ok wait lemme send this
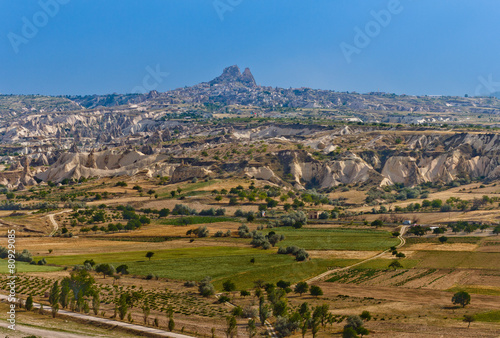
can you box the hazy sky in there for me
[1,0,499,96]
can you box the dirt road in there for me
[0,295,195,338]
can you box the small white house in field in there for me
[403,220,412,225]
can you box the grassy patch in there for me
[0,260,62,274]
[35,246,357,290]
[446,285,500,297]
[264,227,399,251]
[475,310,500,323]
[405,237,482,245]
[414,251,500,270]
[159,216,234,226]
[212,258,358,290]
[157,180,218,198]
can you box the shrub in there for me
[199,276,215,297]
[172,204,197,215]
[278,211,307,228]
[197,226,209,238]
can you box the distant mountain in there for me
[208,65,256,87]
[3,65,500,120]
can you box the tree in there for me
[168,316,175,331]
[118,294,128,320]
[159,208,170,218]
[342,327,359,338]
[452,291,471,308]
[92,292,100,315]
[116,264,129,275]
[259,297,271,325]
[431,199,443,209]
[49,281,60,318]
[226,316,237,338]
[310,285,323,298]
[60,283,70,309]
[167,306,175,331]
[247,318,257,338]
[389,260,403,269]
[294,282,309,296]
[62,269,95,311]
[463,314,475,328]
[371,220,384,227]
[95,263,115,279]
[438,236,448,244]
[360,311,372,321]
[146,251,154,261]
[142,305,150,324]
[277,280,291,289]
[345,315,364,334]
[26,295,33,311]
[223,280,236,292]
[311,317,321,338]
[313,304,330,327]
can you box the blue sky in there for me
[1,0,499,96]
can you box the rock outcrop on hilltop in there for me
[208,65,257,87]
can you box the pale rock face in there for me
[381,156,421,186]
[36,150,177,182]
[244,166,283,185]
[286,152,375,188]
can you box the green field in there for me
[446,285,500,297]
[264,227,399,251]
[405,237,483,245]
[35,246,357,290]
[414,251,500,270]
[156,179,217,198]
[0,260,62,273]
[474,310,500,323]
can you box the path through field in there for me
[47,209,71,237]
[0,295,195,338]
[0,321,90,338]
[305,226,408,283]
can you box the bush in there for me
[218,295,231,303]
[199,276,215,297]
[278,246,309,261]
[172,204,197,216]
[278,211,307,228]
[250,232,270,249]
[197,226,209,238]
[295,248,309,261]
[16,249,33,263]
[199,208,216,216]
